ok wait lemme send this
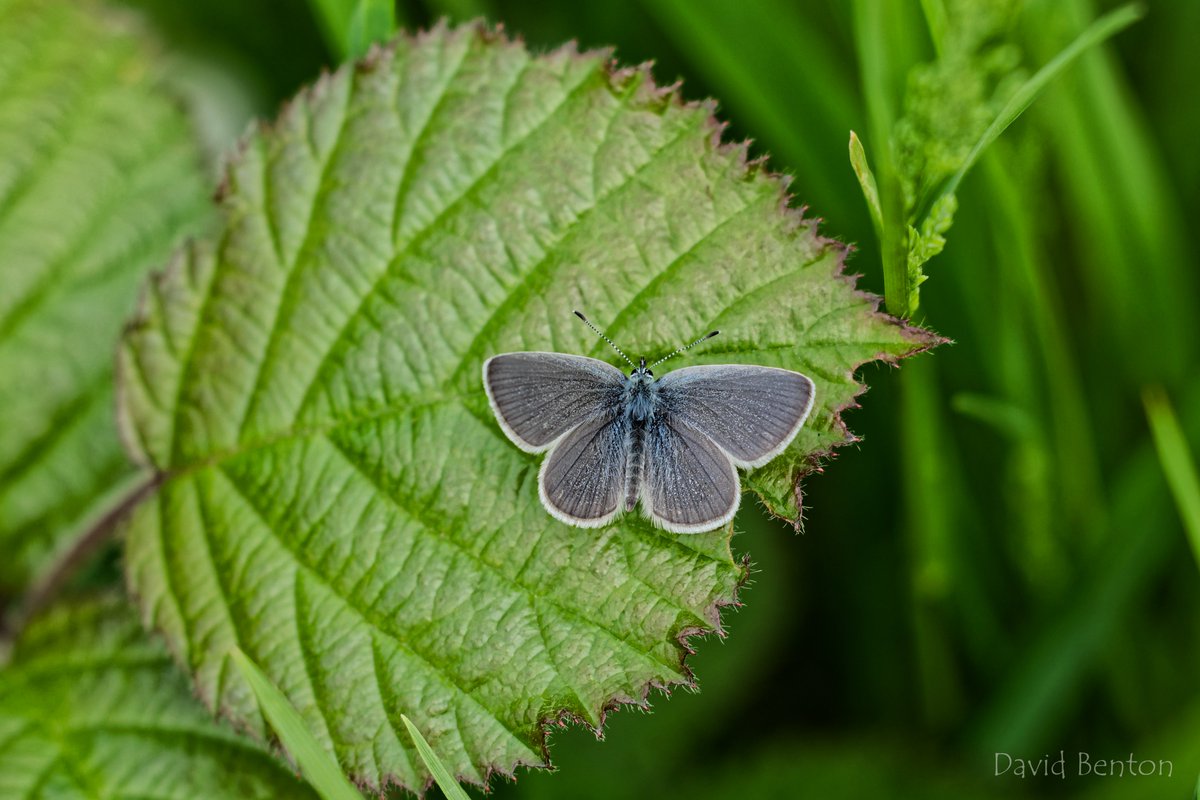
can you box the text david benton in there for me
[994,751,1173,779]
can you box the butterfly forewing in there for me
[539,412,630,526]
[483,352,626,451]
[642,419,740,532]
[656,365,815,467]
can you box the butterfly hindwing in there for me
[539,411,630,527]
[641,418,739,533]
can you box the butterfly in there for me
[482,312,815,533]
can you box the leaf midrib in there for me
[157,385,734,576]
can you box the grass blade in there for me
[401,714,472,800]
[1143,386,1200,571]
[851,0,897,146]
[347,0,397,59]
[970,378,1200,753]
[307,0,355,58]
[981,153,1105,540]
[919,0,948,54]
[935,2,1143,205]
[1031,0,1197,385]
[230,648,363,800]
[308,0,398,60]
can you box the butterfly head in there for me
[625,357,659,421]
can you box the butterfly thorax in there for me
[624,362,659,423]
[621,361,660,511]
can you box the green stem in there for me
[852,0,910,317]
[901,358,964,728]
[2,473,161,642]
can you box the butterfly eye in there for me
[646,370,654,377]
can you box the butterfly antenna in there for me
[650,329,720,368]
[574,310,635,368]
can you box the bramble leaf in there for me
[0,0,210,594]
[118,23,939,793]
[0,596,318,798]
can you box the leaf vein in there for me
[323,430,685,676]
[293,58,602,423]
[446,117,698,387]
[596,190,774,348]
[292,572,339,755]
[213,465,540,759]
[235,71,358,443]
[387,30,478,244]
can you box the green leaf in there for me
[0,596,318,798]
[118,23,939,792]
[848,130,883,241]
[401,715,472,800]
[232,647,364,800]
[0,0,210,594]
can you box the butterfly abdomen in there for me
[624,423,646,511]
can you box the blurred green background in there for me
[69,0,1200,796]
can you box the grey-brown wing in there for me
[538,412,630,527]
[641,419,740,534]
[483,352,626,452]
[656,365,815,468]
